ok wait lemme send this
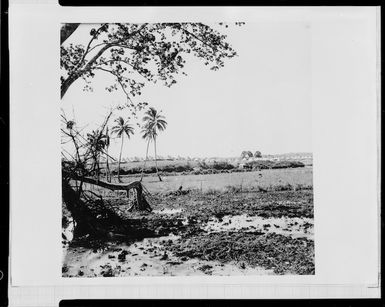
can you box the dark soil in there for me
[63,185,314,276]
[166,232,314,275]
[149,190,313,222]
[66,189,313,247]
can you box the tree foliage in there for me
[140,107,168,181]
[111,116,135,182]
[111,116,135,138]
[60,23,243,107]
[61,111,113,179]
[141,107,167,141]
[241,151,253,159]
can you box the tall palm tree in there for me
[140,107,167,182]
[111,117,134,182]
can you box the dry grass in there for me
[119,167,313,194]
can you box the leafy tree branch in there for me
[60,22,241,103]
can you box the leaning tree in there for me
[61,112,153,238]
[61,22,242,239]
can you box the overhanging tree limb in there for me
[60,23,238,100]
[61,23,148,99]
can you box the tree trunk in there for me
[61,72,81,99]
[154,137,162,182]
[62,179,107,238]
[92,154,98,179]
[61,43,113,99]
[97,153,100,181]
[106,146,110,182]
[140,138,151,182]
[62,174,152,240]
[117,135,124,182]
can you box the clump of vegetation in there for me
[244,160,305,170]
[204,188,222,196]
[262,183,313,192]
[224,183,313,194]
[112,164,194,176]
[271,183,293,191]
[167,232,314,275]
[293,184,313,191]
[198,161,210,169]
[112,159,305,177]
[212,161,235,170]
[161,164,194,173]
[224,185,242,194]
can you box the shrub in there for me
[244,160,273,170]
[245,160,305,170]
[273,183,293,191]
[225,185,242,193]
[205,188,220,196]
[272,161,305,169]
[212,161,235,170]
[198,161,210,169]
[294,184,313,191]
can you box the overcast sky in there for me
[61,22,312,159]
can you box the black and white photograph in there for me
[8,3,381,303]
[60,22,315,277]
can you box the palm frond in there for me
[115,116,124,126]
[111,116,135,139]
[124,125,135,138]
[141,107,167,140]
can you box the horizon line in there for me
[105,152,313,160]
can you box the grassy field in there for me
[89,167,313,195]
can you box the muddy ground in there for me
[63,185,314,277]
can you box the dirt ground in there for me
[62,168,314,277]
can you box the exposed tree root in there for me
[62,172,153,241]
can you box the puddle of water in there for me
[63,233,274,277]
[202,214,313,239]
[153,208,182,215]
[63,217,75,242]
[62,211,312,277]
